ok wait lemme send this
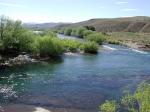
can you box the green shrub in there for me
[36,36,64,57]
[106,37,120,45]
[121,93,138,112]
[83,30,94,37]
[84,26,96,31]
[0,17,34,53]
[85,33,106,45]
[71,28,77,36]
[64,28,72,36]
[40,30,57,37]
[99,101,117,112]
[62,39,81,52]
[75,27,87,38]
[107,40,120,45]
[134,82,150,112]
[99,82,150,112]
[80,41,99,54]
[58,28,65,34]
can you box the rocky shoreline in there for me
[0,55,37,68]
[123,41,150,51]
[0,43,149,68]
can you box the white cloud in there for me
[0,2,24,8]
[116,1,128,4]
[121,8,137,11]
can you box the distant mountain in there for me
[23,22,71,30]
[24,16,150,32]
[70,16,150,32]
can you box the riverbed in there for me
[0,35,150,112]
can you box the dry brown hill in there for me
[71,16,150,32]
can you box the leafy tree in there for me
[0,16,34,53]
[0,15,6,40]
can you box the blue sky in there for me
[0,0,149,23]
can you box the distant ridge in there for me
[23,22,71,30]
[70,16,150,32]
[24,16,150,32]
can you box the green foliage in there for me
[80,41,99,54]
[40,30,57,37]
[134,82,150,112]
[58,28,65,34]
[106,36,121,45]
[85,33,106,45]
[84,26,96,31]
[71,28,77,36]
[0,16,101,57]
[83,30,94,37]
[64,28,72,36]
[121,93,138,112]
[35,36,64,57]
[99,101,117,112]
[99,82,150,112]
[62,39,81,52]
[0,16,34,53]
[75,27,87,38]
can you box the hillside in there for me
[71,16,150,32]
[23,16,150,32]
[23,22,71,30]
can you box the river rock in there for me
[0,55,36,67]
[9,55,36,65]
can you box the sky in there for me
[0,0,149,23]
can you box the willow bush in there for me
[85,33,106,45]
[35,36,64,57]
[0,16,34,53]
[62,39,81,52]
[80,41,99,54]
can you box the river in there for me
[0,35,150,112]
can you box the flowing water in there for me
[0,35,150,112]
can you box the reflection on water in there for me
[0,44,150,111]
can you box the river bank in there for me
[109,32,150,51]
[0,43,149,68]
[0,44,150,112]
